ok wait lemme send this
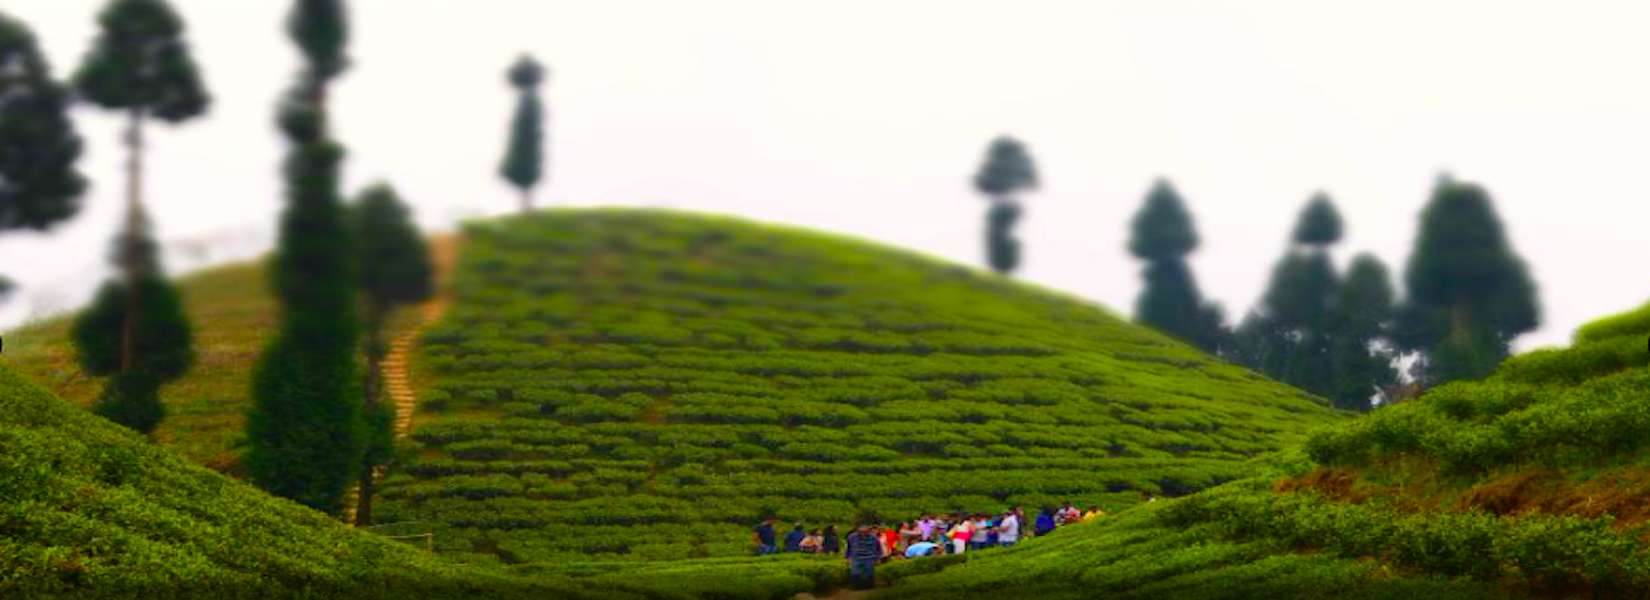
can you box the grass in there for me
[378,208,1341,564]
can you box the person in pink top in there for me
[947,516,974,554]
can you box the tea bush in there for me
[378,209,1338,563]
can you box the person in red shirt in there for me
[879,524,900,561]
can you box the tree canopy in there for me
[1128,180,1199,261]
[0,13,87,233]
[500,54,546,211]
[72,0,209,120]
[972,136,1038,198]
[1396,178,1539,384]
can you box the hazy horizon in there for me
[4,0,1649,351]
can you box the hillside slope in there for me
[872,300,1650,598]
[380,209,1339,564]
[0,362,630,599]
[5,263,274,472]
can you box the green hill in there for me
[864,300,1650,598]
[0,361,636,599]
[378,209,1339,564]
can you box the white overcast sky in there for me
[3,0,1648,350]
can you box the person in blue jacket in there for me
[784,523,806,552]
[1034,507,1057,536]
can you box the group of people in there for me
[753,503,1107,589]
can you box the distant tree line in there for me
[969,137,1540,408]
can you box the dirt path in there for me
[344,234,460,524]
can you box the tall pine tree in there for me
[1237,194,1342,396]
[1328,253,1397,411]
[1128,180,1226,353]
[0,13,88,288]
[1396,177,1539,385]
[972,136,1037,274]
[348,183,432,526]
[246,0,363,514]
[499,54,546,212]
[70,0,207,433]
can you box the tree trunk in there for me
[120,107,147,373]
[521,187,533,213]
[355,300,387,527]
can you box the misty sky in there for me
[3,0,1648,350]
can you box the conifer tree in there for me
[72,207,192,433]
[1328,253,1397,411]
[69,0,207,434]
[348,183,432,526]
[1239,194,1343,395]
[500,54,546,212]
[972,136,1037,274]
[0,13,88,290]
[1128,180,1226,352]
[1396,177,1539,385]
[246,0,363,514]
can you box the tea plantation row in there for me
[378,209,1339,563]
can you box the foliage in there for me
[0,12,87,236]
[379,209,1335,563]
[1327,254,1398,411]
[248,0,362,514]
[1396,177,1540,385]
[500,54,546,211]
[972,136,1036,275]
[1126,182,1227,353]
[71,0,209,120]
[971,136,1037,197]
[1290,192,1343,246]
[0,363,639,599]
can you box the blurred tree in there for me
[1328,253,1398,411]
[972,136,1037,274]
[1396,177,1539,385]
[347,183,432,526]
[72,208,192,433]
[1128,180,1227,353]
[247,0,364,515]
[500,54,546,212]
[1239,195,1343,396]
[0,13,88,294]
[70,0,207,433]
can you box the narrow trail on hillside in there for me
[345,235,460,525]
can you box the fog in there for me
[4,0,1648,350]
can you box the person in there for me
[845,523,882,590]
[971,514,992,551]
[947,516,973,554]
[997,508,1020,548]
[1083,505,1104,521]
[822,525,841,555]
[1034,507,1056,536]
[784,523,806,552]
[917,515,935,541]
[898,521,922,549]
[879,524,900,561]
[753,519,777,555]
[800,529,823,553]
[904,540,941,558]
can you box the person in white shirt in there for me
[997,509,1021,548]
